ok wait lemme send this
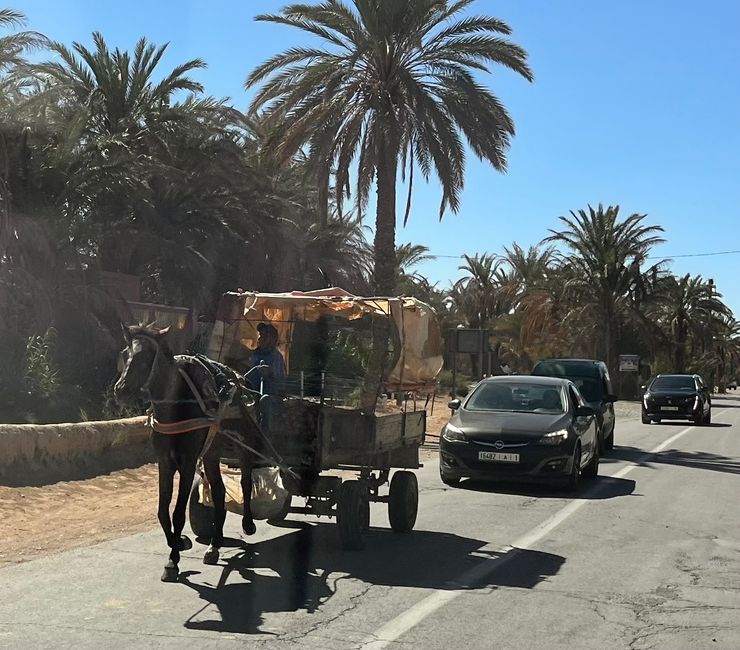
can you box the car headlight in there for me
[442,423,467,443]
[538,429,569,446]
[643,392,652,407]
[693,396,700,409]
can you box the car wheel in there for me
[641,411,650,425]
[440,468,460,487]
[565,443,581,492]
[604,424,615,450]
[693,411,703,425]
[582,441,599,480]
[704,408,711,425]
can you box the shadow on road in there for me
[601,446,740,476]
[641,421,733,428]
[457,476,636,500]
[179,524,564,635]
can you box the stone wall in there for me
[0,417,153,486]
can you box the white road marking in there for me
[362,420,710,649]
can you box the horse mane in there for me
[128,324,175,358]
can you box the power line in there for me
[648,249,740,260]
[422,249,740,261]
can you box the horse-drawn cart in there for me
[188,288,442,550]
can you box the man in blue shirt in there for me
[248,322,286,433]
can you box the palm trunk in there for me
[360,146,398,411]
[675,323,686,373]
[373,147,398,295]
[603,301,613,370]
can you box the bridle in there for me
[120,333,167,402]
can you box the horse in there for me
[114,324,263,582]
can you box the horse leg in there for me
[171,461,197,555]
[201,454,227,565]
[157,462,180,582]
[240,455,256,536]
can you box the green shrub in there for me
[24,328,61,401]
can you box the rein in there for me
[125,332,296,478]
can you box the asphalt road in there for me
[2,396,739,649]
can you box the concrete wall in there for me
[0,417,153,486]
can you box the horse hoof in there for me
[203,548,220,565]
[242,520,257,536]
[161,566,179,582]
[178,535,193,552]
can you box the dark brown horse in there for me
[114,324,262,582]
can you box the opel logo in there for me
[494,440,505,450]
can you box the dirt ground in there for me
[0,397,454,569]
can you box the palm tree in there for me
[31,33,206,140]
[654,274,730,374]
[0,9,47,258]
[544,204,666,371]
[246,0,533,294]
[501,243,554,294]
[713,317,740,392]
[453,253,507,328]
[26,34,266,308]
[0,9,45,74]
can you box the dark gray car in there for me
[531,358,618,452]
[439,376,599,491]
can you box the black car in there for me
[641,374,712,425]
[531,358,618,452]
[439,376,599,491]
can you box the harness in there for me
[131,335,296,478]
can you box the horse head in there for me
[114,324,173,406]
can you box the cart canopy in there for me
[207,288,443,393]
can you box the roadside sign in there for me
[450,328,488,354]
[619,354,640,372]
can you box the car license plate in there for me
[478,451,519,463]
[661,406,679,411]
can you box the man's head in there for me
[257,322,279,349]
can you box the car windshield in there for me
[651,376,696,391]
[466,382,566,413]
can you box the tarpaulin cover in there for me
[207,288,443,392]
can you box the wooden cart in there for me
[189,288,442,550]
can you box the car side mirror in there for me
[575,405,596,417]
[448,399,461,411]
[640,385,646,390]
[605,393,619,403]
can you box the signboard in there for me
[450,328,488,354]
[619,354,640,372]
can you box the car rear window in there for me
[532,361,605,401]
[650,376,696,391]
[532,361,600,378]
[466,382,565,413]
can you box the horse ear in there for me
[157,325,171,337]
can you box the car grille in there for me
[651,396,693,406]
[470,437,531,449]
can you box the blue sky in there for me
[15,0,740,315]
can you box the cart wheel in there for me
[189,475,214,540]
[388,471,419,533]
[337,480,369,551]
[267,494,292,525]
